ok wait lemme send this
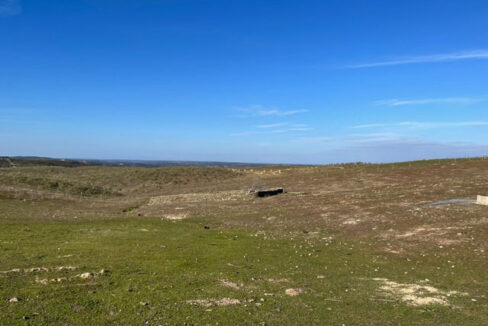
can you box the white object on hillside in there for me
[477,195,488,205]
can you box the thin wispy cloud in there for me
[344,132,403,142]
[234,105,309,118]
[347,50,488,69]
[256,109,308,116]
[287,132,488,164]
[256,122,310,129]
[375,97,483,106]
[277,127,313,132]
[314,139,488,164]
[292,132,403,145]
[352,121,488,129]
[257,122,289,128]
[0,0,21,16]
[231,127,313,137]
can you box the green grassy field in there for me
[0,159,487,325]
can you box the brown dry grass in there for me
[2,159,487,254]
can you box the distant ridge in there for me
[0,156,277,168]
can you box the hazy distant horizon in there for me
[4,150,488,166]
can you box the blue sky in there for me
[1,0,488,163]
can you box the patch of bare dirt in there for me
[241,169,285,176]
[35,269,109,285]
[285,288,303,296]
[395,226,460,239]
[267,278,290,284]
[163,213,189,220]
[371,277,467,306]
[186,298,241,307]
[219,279,242,290]
[1,266,77,275]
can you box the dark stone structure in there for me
[255,188,284,198]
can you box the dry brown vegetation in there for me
[1,159,487,253]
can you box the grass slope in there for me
[1,219,485,325]
[0,158,487,325]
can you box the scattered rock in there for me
[267,278,290,283]
[79,272,94,279]
[163,213,189,220]
[26,267,49,273]
[149,190,250,206]
[57,266,77,271]
[1,266,77,275]
[219,279,241,290]
[285,288,303,297]
[186,298,241,307]
[216,298,241,306]
[187,299,213,307]
[53,277,68,282]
